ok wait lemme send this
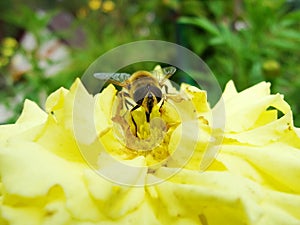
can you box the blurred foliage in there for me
[0,0,300,125]
[175,0,300,125]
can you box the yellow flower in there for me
[88,0,101,11]
[1,48,14,57]
[2,37,18,49]
[0,37,18,67]
[102,0,115,12]
[0,76,300,225]
[263,59,281,79]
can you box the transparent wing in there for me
[162,66,177,78]
[94,72,131,86]
[161,66,177,83]
[151,66,177,83]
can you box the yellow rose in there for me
[0,77,300,225]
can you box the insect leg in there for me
[130,104,141,137]
[119,91,134,110]
[159,99,165,113]
[161,84,169,94]
[125,100,134,110]
[146,112,150,123]
[162,84,185,103]
[162,84,183,101]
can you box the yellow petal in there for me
[35,116,85,163]
[0,100,47,144]
[222,80,238,101]
[94,84,117,137]
[180,83,210,113]
[1,76,300,225]
[225,111,293,145]
[223,81,278,132]
[220,143,300,193]
[45,87,69,113]
[46,78,99,145]
[1,205,43,225]
[0,141,103,221]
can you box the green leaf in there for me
[208,36,225,45]
[283,10,300,22]
[178,17,220,36]
[276,29,300,42]
[268,37,299,50]
[2,5,58,33]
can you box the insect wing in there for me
[151,66,176,83]
[162,66,176,76]
[162,66,176,81]
[94,72,131,86]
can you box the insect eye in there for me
[149,86,162,99]
[133,87,148,103]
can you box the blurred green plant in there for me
[172,0,300,125]
[0,0,166,123]
[0,6,66,123]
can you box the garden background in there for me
[0,0,299,125]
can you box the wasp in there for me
[94,66,177,136]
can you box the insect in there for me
[94,66,177,136]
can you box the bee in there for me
[94,66,176,135]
